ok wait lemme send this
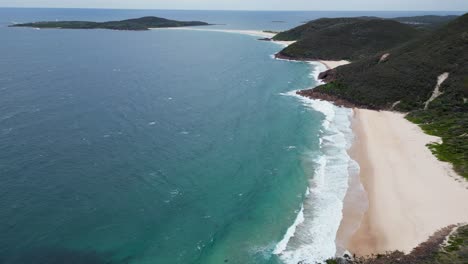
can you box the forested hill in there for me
[272,17,376,41]
[273,15,458,41]
[10,16,210,31]
[301,13,468,177]
[274,18,422,61]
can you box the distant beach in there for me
[318,60,350,70]
[151,28,296,47]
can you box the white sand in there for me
[319,60,350,70]
[346,109,468,255]
[150,28,296,47]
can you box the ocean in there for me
[0,8,462,264]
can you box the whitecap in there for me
[273,205,305,254]
[274,62,357,264]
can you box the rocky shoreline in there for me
[274,52,314,62]
[296,89,359,108]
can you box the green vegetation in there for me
[311,13,468,178]
[326,225,468,263]
[441,225,468,258]
[272,15,458,61]
[406,108,467,179]
[273,17,375,41]
[274,18,421,61]
[273,15,457,42]
[10,16,210,31]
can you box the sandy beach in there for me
[338,109,468,256]
[151,28,296,46]
[319,60,350,70]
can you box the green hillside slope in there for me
[273,17,375,41]
[275,18,421,61]
[273,15,457,42]
[307,13,468,177]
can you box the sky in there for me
[1,0,467,11]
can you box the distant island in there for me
[9,16,211,31]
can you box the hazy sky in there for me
[1,0,467,11]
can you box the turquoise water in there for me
[0,14,322,264]
[0,8,463,264]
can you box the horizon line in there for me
[0,6,466,13]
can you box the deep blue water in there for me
[0,8,463,264]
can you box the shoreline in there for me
[335,110,368,256]
[341,109,468,256]
[272,60,355,263]
[274,53,350,70]
[151,27,296,47]
[318,60,351,70]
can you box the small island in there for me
[9,16,211,31]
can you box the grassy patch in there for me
[406,108,468,180]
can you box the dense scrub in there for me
[277,19,421,61]
[273,15,457,42]
[272,17,375,41]
[273,15,458,61]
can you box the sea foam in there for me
[275,62,357,264]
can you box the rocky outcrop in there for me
[274,52,314,62]
[318,69,337,82]
[297,90,360,108]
